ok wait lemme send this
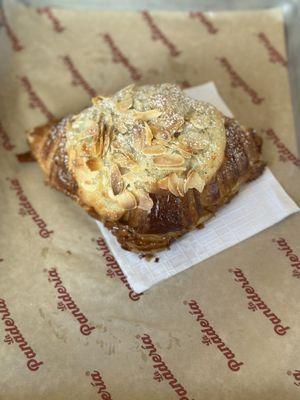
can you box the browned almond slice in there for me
[116,190,137,210]
[142,145,166,156]
[153,153,185,168]
[184,170,205,193]
[110,164,124,195]
[92,95,104,106]
[86,158,102,171]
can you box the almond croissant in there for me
[27,83,265,254]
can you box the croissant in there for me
[27,83,265,254]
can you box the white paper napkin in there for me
[96,82,299,293]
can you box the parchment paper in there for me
[1,0,300,399]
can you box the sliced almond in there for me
[167,173,185,197]
[157,176,169,190]
[152,138,171,147]
[118,83,135,97]
[136,191,153,212]
[176,178,185,197]
[132,129,145,151]
[168,173,180,196]
[160,132,171,141]
[144,122,153,146]
[149,124,172,142]
[116,190,137,210]
[94,120,104,157]
[142,145,166,156]
[116,93,133,112]
[102,125,112,156]
[113,152,137,168]
[184,170,205,193]
[134,109,161,121]
[153,153,185,168]
[110,164,124,195]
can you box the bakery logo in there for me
[0,298,44,372]
[61,55,97,97]
[0,121,15,151]
[229,268,290,335]
[102,33,142,82]
[86,369,113,399]
[141,11,181,57]
[0,11,24,51]
[257,33,287,67]
[20,76,54,121]
[264,128,300,168]
[272,238,300,279]
[95,237,142,301]
[46,267,95,336]
[7,177,54,239]
[189,11,218,34]
[184,299,243,372]
[217,57,265,105]
[137,333,193,400]
[37,7,65,33]
[287,370,300,387]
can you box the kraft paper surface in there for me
[0,0,300,399]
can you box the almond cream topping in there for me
[66,83,226,220]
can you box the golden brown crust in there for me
[27,116,265,254]
[28,119,79,199]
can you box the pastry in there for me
[27,83,265,254]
